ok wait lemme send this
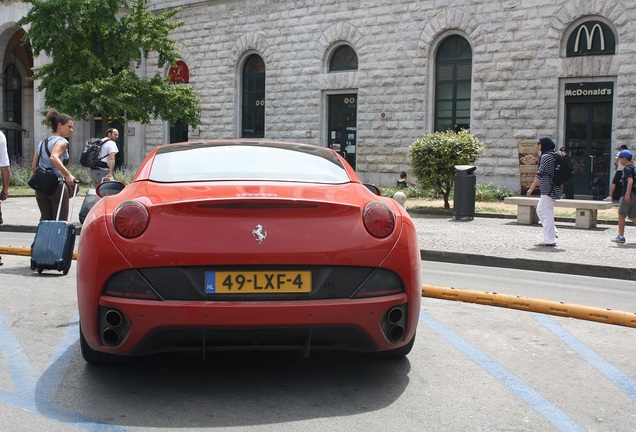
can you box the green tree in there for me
[18,0,200,135]
[409,130,485,209]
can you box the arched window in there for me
[434,35,472,132]
[329,45,358,72]
[3,64,21,123]
[242,54,265,138]
[3,63,22,159]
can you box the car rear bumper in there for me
[84,293,417,356]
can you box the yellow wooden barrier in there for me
[422,284,636,328]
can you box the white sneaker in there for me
[603,196,612,201]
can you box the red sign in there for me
[169,61,189,83]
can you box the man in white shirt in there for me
[0,130,10,265]
[89,128,119,187]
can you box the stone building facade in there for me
[2,0,636,195]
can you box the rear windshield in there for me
[149,142,350,184]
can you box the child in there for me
[611,149,636,243]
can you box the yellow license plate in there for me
[205,271,312,294]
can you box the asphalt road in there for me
[1,254,635,431]
[421,261,636,312]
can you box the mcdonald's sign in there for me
[566,20,615,57]
[565,82,613,102]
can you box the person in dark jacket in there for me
[526,137,560,246]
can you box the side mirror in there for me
[364,184,382,196]
[96,181,126,197]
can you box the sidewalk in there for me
[0,195,86,233]
[1,196,634,280]
[412,212,635,280]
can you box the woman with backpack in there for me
[526,137,560,247]
[30,109,76,221]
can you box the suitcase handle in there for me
[56,180,80,222]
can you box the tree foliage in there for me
[18,0,200,133]
[409,130,485,209]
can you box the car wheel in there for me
[79,326,128,365]
[374,333,416,358]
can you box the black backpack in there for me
[591,177,606,200]
[551,152,574,186]
[80,138,108,169]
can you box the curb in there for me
[0,225,38,233]
[0,223,82,234]
[421,250,636,281]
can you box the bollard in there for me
[393,191,407,208]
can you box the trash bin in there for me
[453,165,476,220]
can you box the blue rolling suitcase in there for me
[30,182,79,275]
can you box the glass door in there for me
[328,94,357,170]
[170,120,188,143]
[565,103,612,196]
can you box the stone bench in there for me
[503,196,614,229]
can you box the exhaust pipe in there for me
[388,324,404,342]
[100,308,129,346]
[102,328,120,345]
[105,309,123,327]
[383,305,407,343]
[387,306,404,324]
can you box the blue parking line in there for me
[0,310,131,431]
[533,313,636,400]
[34,315,80,407]
[0,309,37,391]
[420,311,586,432]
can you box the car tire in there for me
[374,332,416,358]
[79,326,128,365]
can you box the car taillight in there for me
[104,270,162,300]
[113,201,149,238]
[351,268,404,298]
[363,202,395,238]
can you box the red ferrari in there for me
[77,140,421,364]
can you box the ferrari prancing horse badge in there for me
[252,224,267,244]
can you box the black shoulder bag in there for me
[28,139,60,195]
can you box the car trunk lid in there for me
[106,182,403,268]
